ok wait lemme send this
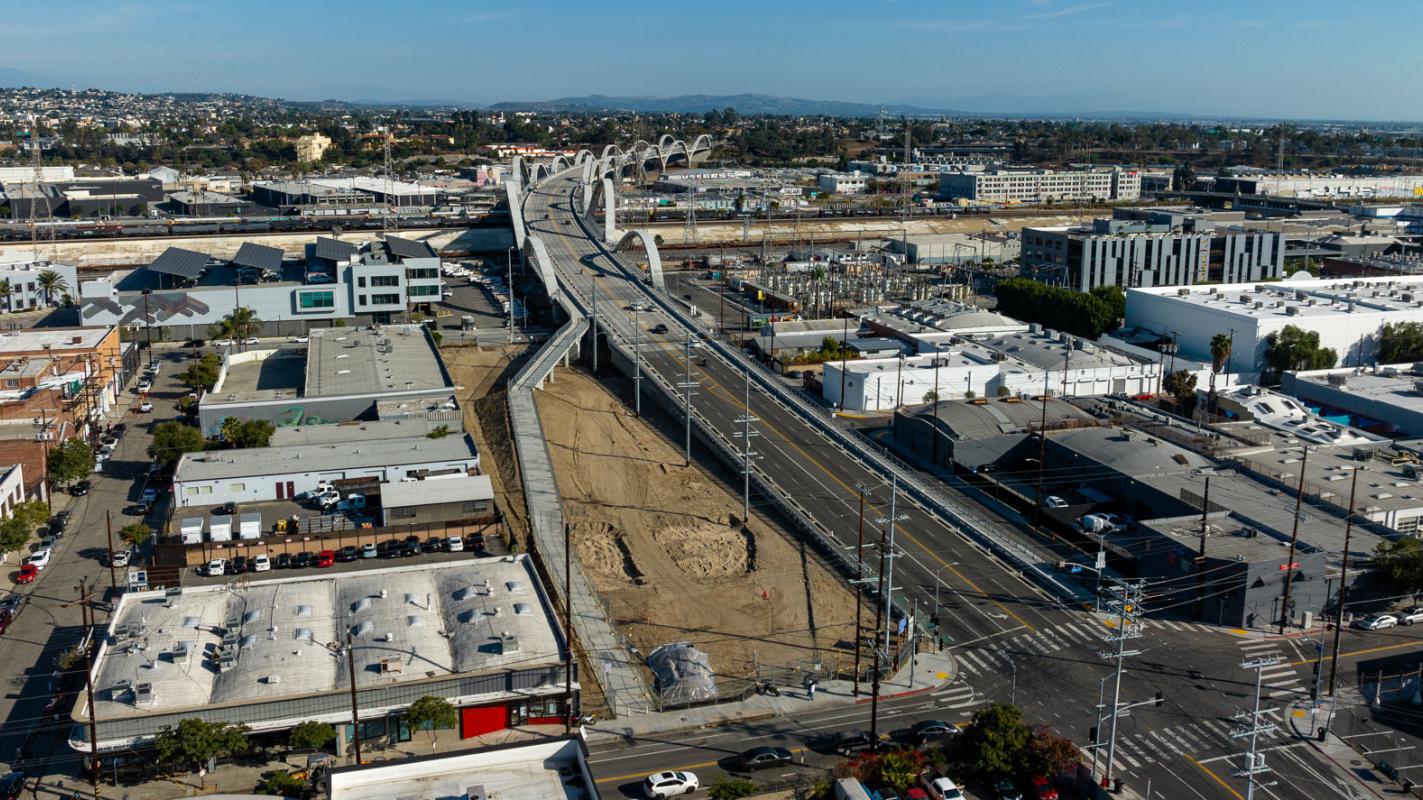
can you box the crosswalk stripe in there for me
[1241,642,1279,651]
[1260,668,1296,680]
[1156,619,1184,631]
[1267,689,1296,698]
[1199,718,1233,740]
[1174,725,1212,752]
[1145,730,1179,758]
[1039,628,1072,651]
[959,650,990,672]
[1061,621,1098,641]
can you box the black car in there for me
[911,719,957,742]
[650,323,669,334]
[992,777,1024,800]
[231,556,248,574]
[293,551,313,569]
[275,553,292,570]
[377,540,401,559]
[738,746,792,770]
[336,546,359,563]
[112,423,127,438]
[214,502,238,516]
[422,537,443,553]
[70,480,91,496]
[833,729,876,755]
[0,771,24,800]
[464,533,486,552]
[402,536,422,556]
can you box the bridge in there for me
[503,140,1086,717]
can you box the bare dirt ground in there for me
[534,366,860,679]
[445,344,529,543]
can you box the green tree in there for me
[257,771,310,798]
[1208,332,1233,407]
[993,278,1116,339]
[152,718,251,773]
[35,270,69,306]
[219,418,275,449]
[149,421,206,465]
[1172,162,1197,191]
[1264,325,1337,379]
[960,704,1031,777]
[119,523,152,546]
[286,721,336,751]
[406,695,458,745]
[1374,538,1423,595]
[180,352,222,391]
[1024,727,1078,779]
[1164,370,1198,412]
[1377,322,1423,365]
[1089,285,1126,330]
[706,778,758,800]
[47,437,95,486]
[0,500,50,553]
[0,279,12,312]
[870,751,925,792]
[208,306,262,346]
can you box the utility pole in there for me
[1329,465,1362,698]
[1033,371,1050,527]
[26,114,54,259]
[1233,656,1283,800]
[1196,474,1211,619]
[678,337,699,466]
[840,315,850,412]
[76,579,100,797]
[852,482,869,697]
[870,523,890,743]
[1101,580,1145,789]
[507,248,515,344]
[733,368,760,522]
[1279,445,1310,635]
[105,509,117,590]
[932,353,942,462]
[382,126,397,234]
[346,630,363,765]
[633,305,642,416]
[876,476,906,659]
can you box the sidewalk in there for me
[587,649,958,743]
[1287,696,1411,800]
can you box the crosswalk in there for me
[927,683,981,716]
[1081,708,1292,773]
[1236,638,1311,699]
[953,617,1222,678]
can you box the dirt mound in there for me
[651,517,750,579]
[571,520,641,588]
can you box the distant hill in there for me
[489,93,954,117]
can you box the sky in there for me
[4,0,1421,121]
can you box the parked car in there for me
[833,729,876,755]
[205,559,228,577]
[737,747,792,770]
[1076,513,1127,534]
[378,540,402,559]
[644,771,699,798]
[242,337,260,345]
[1042,495,1068,509]
[231,555,248,574]
[1401,606,1423,625]
[136,380,152,394]
[990,777,1023,800]
[921,775,964,800]
[213,501,238,516]
[464,533,486,552]
[69,480,91,496]
[421,538,443,553]
[315,550,336,568]
[447,536,464,552]
[336,546,359,562]
[140,487,159,504]
[360,543,378,559]
[112,423,127,437]
[337,493,368,513]
[15,565,37,584]
[24,549,51,571]
[0,771,25,800]
[0,608,12,636]
[1028,777,1058,800]
[275,553,292,569]
[137,401,154,413]
[252,554,271,572]
[109,550,131,568]
[911,719,958,743]
[402,535,422,556]
[1357,614,1399,631]
[293,552,313,569]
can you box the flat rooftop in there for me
[907,396,1092,440]
[1294,368,1423,412]
[981,330,1143,372]
[1130,276,1423,320]
[328,739,598,800]
[0,327,110,354]
[86,556,561,721]
[173,433,478,484]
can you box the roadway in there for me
[516,169,1388,799]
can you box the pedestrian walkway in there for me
[1084,708,1292,776]
[954,616,1224,680]
[1232,636,1314,700]
[586,650,959,744]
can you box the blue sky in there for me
[5,0,1420,120]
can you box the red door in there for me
[286,481,295,499]
[459,704,506,739]
[275,482,287,500]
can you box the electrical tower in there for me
[678,338,700,466]
[1099,580,1145,788]
[1232,656,1282,800]
[25,115,54,258]
[383,125,398,233]
[684,172,698,244]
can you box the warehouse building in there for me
[940,166,1141,204]
[79,235,444,333]
[1022,211,1285,291]
[1283,364,1423,438]
[327,738,600,800]
[1214,173,1423,200]
[1124,275,1423,377]
[71,556,575,752]
[169,189,257,216]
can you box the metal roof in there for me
[147,247,210,280]
[381,475,492,509]
[232,242,283,272]
[173,434,478,484]
[383,235,437,261]
[314,236,359,262]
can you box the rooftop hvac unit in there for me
[1414,380,1423,395]
[134,683,154,705]
[1327,373,1348,386]
[1254,302,1263,309]
[1285,306,1299,315]
[1177,288,1190,296]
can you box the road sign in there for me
[1095,552,1106,570]
[1071,565,1084,574]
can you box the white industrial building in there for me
[0,251,79,310]
[328,738,600,800]
[817,172,870,194]
[1215,173,1423,200]
[1125,276,1423,377]
[1282,364,1423,438]
[940,166,1142,204]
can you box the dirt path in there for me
[444,344,530,546]
[535,367,859,680]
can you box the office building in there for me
[817,172,870,194]
[1125,275,1423,376]
[71,557,574,752]
[80,235,445,334]
[169,189,256,216]
[940,166,1141,204]
[295,132,332,163]
[327,738,600,800]
[1283,364,1423,438]
[0,252,78,309]
[1022,210,1285,290]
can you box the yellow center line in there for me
[1291,638,1423,666]
[696,367,1035,633]
[1187,754,1244,800]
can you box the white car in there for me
[921,775,965,800]
[252,554,271,572]
[26,548,52,570]
[146,361,162,374]
[206,559,228,577]
[242,337,260,345]
[212,338,235,347]
[1357,614,1399,631]
[643,771,698,798]
[136,380,153,394]
[446,536,464,552]
[288,336,309,343]
[1042,496,1069,509]
[137,401,154,413]
[140,487,158,504]
[109,550,131,567]
[1402,607,1423,625]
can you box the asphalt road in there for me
[518,172,1395,799]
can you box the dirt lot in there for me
[444,344,529,542]
[534,366,860,678]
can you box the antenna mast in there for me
[383,123,397,233]
[26,115,54,259]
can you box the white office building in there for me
[817,172,871,194]
[940,167,1142,204]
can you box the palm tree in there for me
[0,279,13,313]
[35,270,68,307]
[209,307,262,349]
[1208,332,1233,411]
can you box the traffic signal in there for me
[1089,725,1099,743]
[1154,691,1165,706]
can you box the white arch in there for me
[532,162,551,182]
[526,234,561,303]
[575,149,594,166]
[614,229,665,292]
[505,180,526,251]
[690,134,713,155]
[512,155,530,186]
[599,176,616,242]
[550,155,571,173]
[600,144,624,161]
[657,134,676,151]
